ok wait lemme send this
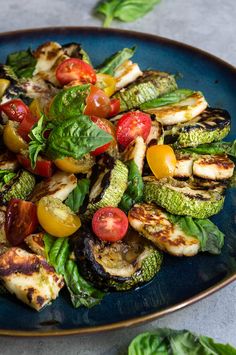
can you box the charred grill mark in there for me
[36,296,45,307]
[26,287,35,303]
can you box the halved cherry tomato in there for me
[146,144,177,179]
[3,121,28,153]
[17,155,53,177]
[17,114,38,142]
[91,116,115,156]
[54,155,94,174]
[56,58,97,86]
[116,111,152,149]
[6,199,38,246]
[0,99,31,122]
[92,207,128,242]
[96,73,116,97]
[37,196,81,238]
[84,85,111,118]
[109,98,120,117]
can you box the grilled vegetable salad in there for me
[0,41,234,311]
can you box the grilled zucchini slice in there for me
[74,228,163,291]
[144,176,225,218]
[0,170,35,204]
[164,108,231,147]
[129,203,200,256]
[113,71,177,112]
[85,157,128,217]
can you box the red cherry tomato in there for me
[17,155,53,177]
[0,99,31,122]
[17,114,38,142]
[84,85,111,118]
[56,58,96,86]
[90,116,115,156]
[116,111,152,149]
[109,98,120,117]
[92,207,128,242]
[6,199,38,246]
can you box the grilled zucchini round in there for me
[74,228,163,291]
[144,176,225,218]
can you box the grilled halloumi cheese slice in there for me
[114,60,143,91]
[146,121,163,147]
[0,247,64,310]
[25,233,46,257]
[144,92,208,125]
[128,203,200,256]
[193,155,234,180]
[122,136,146,174]
[174,154,194,178]
[30,171,77,203]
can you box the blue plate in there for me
[0,27,236,336]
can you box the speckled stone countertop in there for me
[0,0,235,353]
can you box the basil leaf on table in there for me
[119,160,143,212]
[128,328,236,355]
[6,48,36,79]
[180,140,236,157]
[43,234,105,308]
[46,115,112,160]
[97,46,136,75]
[95,0,161,28]
[49,84,91,121]
[167,214,224,254]
[140,89,194,110]
[65,178,90,213]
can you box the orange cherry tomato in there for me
[146,144,177,179]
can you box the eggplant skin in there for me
[74,228,163,292]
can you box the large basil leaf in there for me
[46,115,112,160]
[65,178,90,213]
[119,160,143,212]
[180,140,236,157]
[6,48,36,78]
[128,328,236,355]
[95,0,161,28]
[140,89,193,110]
[49,84,91,121]
[97,47,136,75]
[168,215,224,254]
[43,234,105,308]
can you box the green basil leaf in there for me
[0,170,16,186]
[128,330,170,355]
[49,84,90,121]
[180,140,236,157]
[96,0,161,28]
[97,47,136,75]
[199,336,236,355]
[43,235,70,275]
[167,215,224,254]
[46,115,112,160]
[65,179,90,213]
[64,260,105,308]
[119,160,143,212]
[6,48,36,78]
[140,89,193,110]
[29,116,47,168]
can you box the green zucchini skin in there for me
[74,228,163,291]
[113,71,177,112]
[1,170,36,204]
[165,108,231,147]
[144,177,225,218]
[85,158,128,217]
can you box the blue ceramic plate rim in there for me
[0,26,236,337]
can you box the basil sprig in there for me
[95,0,161,28]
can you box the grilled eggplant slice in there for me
[164,108,231,147]
[144,176,225,218]
[85,157,128,217]
[0,170,35,204]
[74,228,163,291]
[113,71,177,112]
[129,203,200,256]
[0,247,64,311]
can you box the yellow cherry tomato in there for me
[3,121,28,153]
[54,155,95,174]
[37,196,81,238]
[0,79,10,98]
[96,73,116,97]
[146,144,177,179]
[29,99,42,119]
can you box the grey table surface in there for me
[0,0,235,353]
